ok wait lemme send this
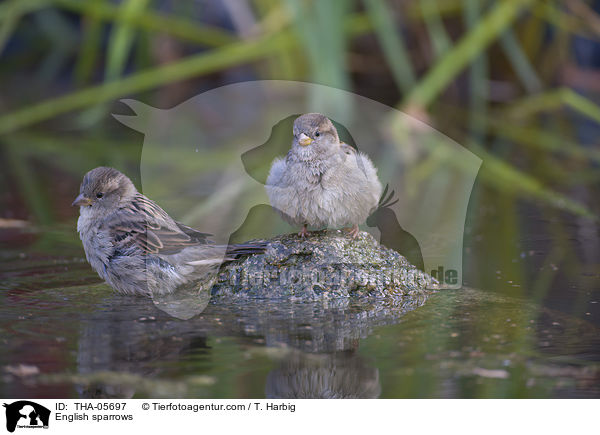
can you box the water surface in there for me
[1,212,598,398]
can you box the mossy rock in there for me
[212,230,437,300]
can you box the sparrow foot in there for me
[298,225,310,238]
[344,224,360,239]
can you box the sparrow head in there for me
[72,167,137,211]
[292,113,340,160]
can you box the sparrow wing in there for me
[108,193,213,255]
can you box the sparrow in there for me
[72,167,265,297]
[265,113,382,238]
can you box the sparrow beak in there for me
[72,193,92,207]
[298,133,313,147]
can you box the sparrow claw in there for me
[298,225,310,238]
[345,224,360,239]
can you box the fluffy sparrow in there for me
[72,167,265,297]
[266,113,382,238]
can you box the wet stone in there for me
[212,230,437,300]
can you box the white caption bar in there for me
[1,399,597,434]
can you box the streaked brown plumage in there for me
[73,167,265,296]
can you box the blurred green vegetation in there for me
[0,0,598,222]
[0,0,599,399]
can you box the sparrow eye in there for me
[315,131,320,137]
[96,192,104,199]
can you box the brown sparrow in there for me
[73,167,265,296]
[266,113,382,238]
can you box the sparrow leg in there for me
[345,224,360,239]
[298,224,309,238]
